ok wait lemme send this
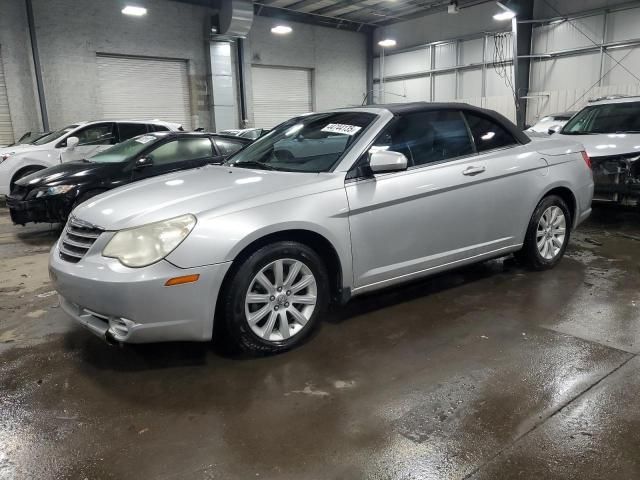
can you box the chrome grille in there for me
[59,217,104,263]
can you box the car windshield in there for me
[32,125,79,145]
[225,112,376,172]
[89,134,158,163]
[562,101,640,134]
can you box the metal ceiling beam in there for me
[253,3,375,32]
[372,0,492,25]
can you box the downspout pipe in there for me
[25,0,49,131]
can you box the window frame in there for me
[141,135,215,167]
[55,122,117,148]
[346,108,479,181]
[116,122,151,143]
[213,136,249,157]
[462,111,519,155]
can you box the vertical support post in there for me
[598,10,608,87]
[455,40,460,99]
[481,34,487,107]
[236,38,247,127]
[380,47,385,103]
[366,31,374,104]
[25,0,48,131]
[429,45,435,101]
[512,17,521,126]
[513,0,533,129]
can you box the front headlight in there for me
[102,214,197,268]
[35,185,75,198]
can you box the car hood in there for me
[73,165,335,231]
[0,144,45,156]
[557,133,640,158]
[16,161,118,189]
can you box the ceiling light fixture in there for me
[493,1,515,20]
[378,39,397,47]
[271,25,292,34]
[493,10,515,20]
[122,5,147,16]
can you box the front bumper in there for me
[49,238,232,343]
[6,193,72,225]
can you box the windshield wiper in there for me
[231,161,276,171]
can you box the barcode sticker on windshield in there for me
[321,124,362,135]
[135,135,155,144]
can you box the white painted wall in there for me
[371,1,517,121]
[243,15,367,126]
[526,2,640,125]
[0,0,41,139]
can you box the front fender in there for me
[166,188,354,289]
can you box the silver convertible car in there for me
[49,103,594,353]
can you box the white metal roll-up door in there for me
[96,55,192,129]
[251,66,312,128]
[0,47,14,145]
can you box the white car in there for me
[556,95,640,205]
[526,112,575,135]
[0,120,182,195]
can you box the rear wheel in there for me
[516,195,571,270]
[222,241,329,354]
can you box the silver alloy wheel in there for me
[536,206,566,260]
[244,258,318,342]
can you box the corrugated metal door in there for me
[96,55,192,129]
[251,66,312,128]
[0,47,14,145]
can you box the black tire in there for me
[516,195,571,271]
[10,167,44,192]
[222,241,329,355]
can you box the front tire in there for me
[516,195,571,270]
[222,241,329,354]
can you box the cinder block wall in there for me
[243,16,368,125]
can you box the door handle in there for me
[462,165,486,176]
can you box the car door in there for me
[60,122,117,162]
[132,136,215,181]
[346,109,525,290]
[462,111,547,246]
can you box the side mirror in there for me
[548,125,562,135]
[369,150,408,174]
[66,136,79,149]
[134,156,154,170]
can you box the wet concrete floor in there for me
[1,205,639,479]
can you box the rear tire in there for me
[222,241,329,355]
[516,195,571,271]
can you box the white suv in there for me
[0,120,182,195]
[557,95,640,206]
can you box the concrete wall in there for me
[33,0,212,130]
[243,15,367,125]
[0,0,41,138]
[0,0,213,133]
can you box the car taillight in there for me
[581,150,591,169]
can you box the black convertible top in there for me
[371,102,530,145]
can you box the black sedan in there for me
[6,132,251,225]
